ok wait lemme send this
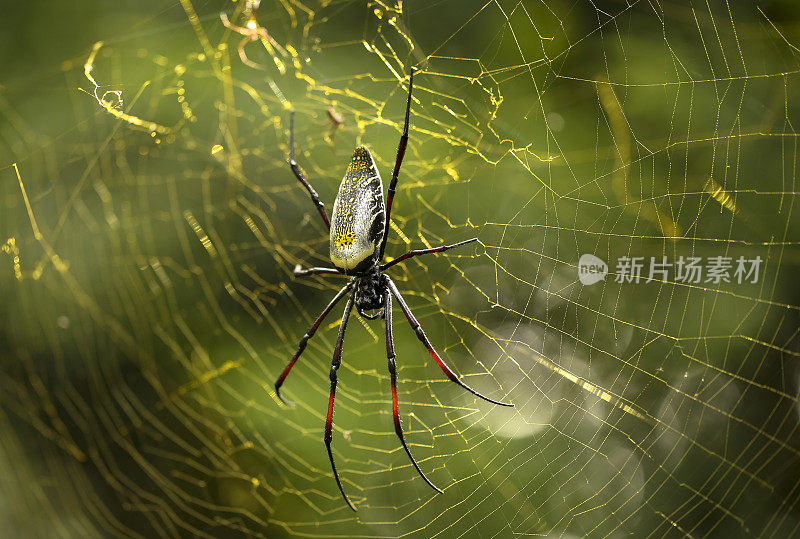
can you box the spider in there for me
[323,106,345,147]
[275,68,513,511]
[220,0,288,71]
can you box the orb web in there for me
[1,0,799,537]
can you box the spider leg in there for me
[378,67,417,260]
[274,282,353,405]
[324,124,337,148]
[385,291,443,493]
[325,295,357,511]
[257,27,289,58]
[289,111,331,229]
[220,13,269,70]
[385,276,513,407]
[219,12,249,34]
[293,265,343,277]
[237,37,269,70]
[381,238,478,271]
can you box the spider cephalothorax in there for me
[353,268,386,318]
[275,68,513,511]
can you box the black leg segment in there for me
[293,265,343,277]
[385,290,443,493]
[379,68,416,261]
[385,277,513,407]
[289,111,331,229]
[275,282,353,405]
[381,238,478,271]
[325,295,357,511]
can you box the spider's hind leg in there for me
[274,282,353,405]
[385,276,513,408]
[325,295,358,511]
[237,37,269,71]
[385,290,443,493]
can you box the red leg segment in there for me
[386,277,513,407]
[325,295,357,511]
[385,290,443,493]
[274,282,353,405]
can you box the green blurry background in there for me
[2,0,800,537]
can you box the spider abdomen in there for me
[329,146,385,274]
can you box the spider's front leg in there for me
[384,289,443,493]
[378,68,416,260]
[381,238,479,270]
[293,265,342,277]
[325,295,357,511]
[289,112,331,229]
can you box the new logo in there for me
[578,254,608,285]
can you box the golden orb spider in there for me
[276,68,513,511]
[323,106,346,147]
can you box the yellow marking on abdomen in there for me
[336,231,356,247]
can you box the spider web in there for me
[1,0,800,536]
